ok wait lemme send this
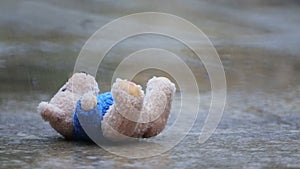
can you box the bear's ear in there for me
[37,102,64,122]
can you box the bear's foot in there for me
[140,77,176,138]
[101,79,144,141]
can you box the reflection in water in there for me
[0,0,300,168]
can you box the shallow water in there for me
[0,0,300,168]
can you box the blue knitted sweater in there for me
[72,92,114,141]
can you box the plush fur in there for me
[101,79,145,141]
[38,73,176,141]
[101,77,176,141]
[37,73,99,139]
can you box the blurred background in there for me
[0,0,299,168]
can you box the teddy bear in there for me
[37,72,176,141]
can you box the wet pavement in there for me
[0,0,300,168]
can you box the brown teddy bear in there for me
[37,73,176,141]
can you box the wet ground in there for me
[0,0,300,168]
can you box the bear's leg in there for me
[101,79,144,141]
[141,77,176,138]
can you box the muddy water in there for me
[0,0,300,168]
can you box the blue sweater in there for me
[72,92,114,141]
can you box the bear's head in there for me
[37,72,99,139]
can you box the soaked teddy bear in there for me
[38,73,176,141]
